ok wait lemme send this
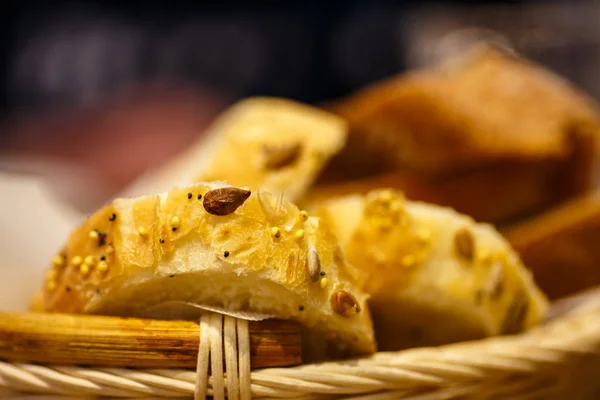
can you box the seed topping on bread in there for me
[203,187,252,216]
[306,245,321,282]
[454,228,475,262]
[262,142,302,170]
[332,290,361,317]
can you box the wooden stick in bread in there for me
[504,191,600,300]
[31,182,375,361]
[0,312,301,368]
[122,97,347,202]
[314,189,548,351]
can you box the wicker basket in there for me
[1,289,599,400]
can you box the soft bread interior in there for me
[90,267,368,360]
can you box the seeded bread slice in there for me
[122,97,347,202]
[31,182,375,361]
[314,189,548,351]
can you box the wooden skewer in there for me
[0,312,302,369]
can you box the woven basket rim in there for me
[1,291,600,399]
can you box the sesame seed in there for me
[65,286,71,292]
[171,216,180,229]
[401,254,416,267]
[46,281,57,291]
[169,274,175,278]
[320,277,328,289]
[307,246,321,282]
[197,194,202,200]
[320,271,326,276]
[299,210,309,221]
[486,262,505,299]
[89,230,99,240]
[71,256,83,267]
[52,254,65,267]
[97,261,108,272]
[224,251,230,258]
[138,227,149,237]
[172,227,177,232]
[100,256,106,261]
[80,264,90,275]
[298,305,304,311]
[187,193,193,199]
[84,255,95,265]
[109,213,117,222]
[454,228,475,261]
[295,229,305,240]
[159,238,165,244]
[271,226,281,239]
[416,229,431,243]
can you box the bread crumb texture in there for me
[34,182,375,358]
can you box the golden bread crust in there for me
[315,189,548,350]
[33,182,375,358]
[123,97,347,202]
[504,191,600,299]
[328,49,600,175]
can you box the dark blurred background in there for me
[0,0,416,116]
[1,0,600,206]
[2,1,600,112]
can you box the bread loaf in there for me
[123,97,347,202]
[320,48,599,222]
[31,182,375,360]
[327,48,599,175]
[314,189,548,350]
[504,191,600,299]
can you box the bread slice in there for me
[122,97,347,202]
[504,191,600,300]
[306,162,554,224]
[314,189,548,351]
[31,182,375,360]
[326,47,600,176]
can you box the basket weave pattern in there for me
[1,303,599,399]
